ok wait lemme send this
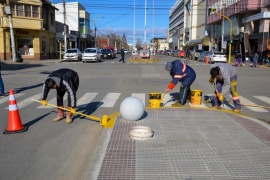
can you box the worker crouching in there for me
[165,60,196,107]
[40,68,79,124]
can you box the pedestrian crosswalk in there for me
[0,92,270,113]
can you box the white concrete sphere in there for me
[120,97,144,121]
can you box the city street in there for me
[0,54,270,179]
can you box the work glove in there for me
[216,92,224,102]
[69,107,76,114]
[209,77,215,85]
[41,100,48,106]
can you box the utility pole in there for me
[63,0,67,52]
[94,21,97,47]
[221,1,225,53]
[5,0,16,62]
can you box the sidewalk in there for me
[85,107,270,179]
[1,59,62,64]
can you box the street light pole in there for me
[5,0,16,62]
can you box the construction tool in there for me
[160,91,166,106]
[32,99,113,128]
[211,83,225,108]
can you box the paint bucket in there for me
[191,90,203,105]
[149,92,162,108]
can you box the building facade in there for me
[207,0,270,56]
[0,0,57,60]
[169,0,209,51]
[54,2,93,51]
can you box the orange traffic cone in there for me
[3,90,28,134]
[205,55,209,64]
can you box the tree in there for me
[136,38,142,51]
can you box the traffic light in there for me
[230,40,233,44]
[207,8,216,16]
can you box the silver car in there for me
[197,51,209,62]
[82,48,101,62]
[63,49,82,61]
[208,51,227,63]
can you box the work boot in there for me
[233,108,241,113]
[66,107,73,124]
[172,101,183,107]
[54,107,64,122]
[213,105,221,109]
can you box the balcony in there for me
[1,16,43,30]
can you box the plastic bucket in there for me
[191,90,203,105]
[149,92,161,108]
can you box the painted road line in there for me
[5,93,41,109]
[162,94,175,107]
[97,93,121,107]
[189,103,207,108]
[254,96,270,105]
[77,93,98,108]
[131,93,146,106]
[229,95,268,112]
[0,94,24,105]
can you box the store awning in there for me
[187,37,210,47]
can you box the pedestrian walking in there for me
[253,51,259,67]
[234,51,243,67]
[40,68,79,124]
[165,59,196,107]
[209,63,241,113]
[119,47,125,63]
[0,60,5,96]
[244,49,252,66]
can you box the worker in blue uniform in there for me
[165,60,196,107]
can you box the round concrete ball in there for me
[120,97,144,121]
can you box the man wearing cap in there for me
[209,63,241,113]
[165,59,196,107]
[40,68,79,124]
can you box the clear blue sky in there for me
[51,0,176,45]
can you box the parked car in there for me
[208,51,227,63]
[197,51,209,62]
[101,49,114,59]
[124,49,128,54]
[82,48,101,63]
[178,50,186,58]
[56,49,65,58]
[105,46,116,58]
[191,49,204,60]
[63,48,82,61]
[132,50,138,55]
[173,50,179,57]
[140,49,150,59]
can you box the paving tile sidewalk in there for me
[85,108,270,179]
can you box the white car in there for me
[132,50,137,55]
[63,49,82,61]
[82,48,101,62]
[208,51,227,63]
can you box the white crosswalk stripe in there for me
[131,93,146,106]
[0,93,24,105]
[5,93,41,109]
[97,93,120,107]
[77,92,98,108]
[1,92,270,113]
[229,95,268,112]
[254,96,270,104]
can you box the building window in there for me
[51,13,55,25]
[17,4,23,16]
[32,6,39,18]
[17,38,34,55]
[25,5,31,17]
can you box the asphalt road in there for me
[0,54,269,179]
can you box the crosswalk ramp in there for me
[0,92,269,113]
